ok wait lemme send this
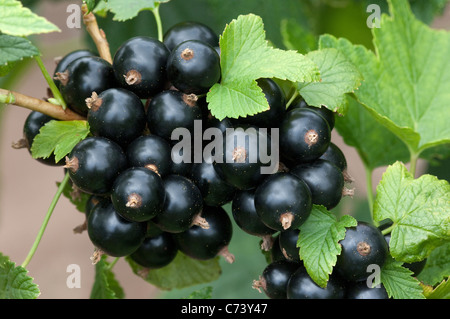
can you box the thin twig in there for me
[81,3,113,64]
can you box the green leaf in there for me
[417,243,450,286]
[106,0,170,21]
[0,253,40,299]
[422,278,450,299]
[57,180,91,214]
[380,256,425,299]
[126,252,221,290]
[320,0,450,155]
[0,34,40,68]
[374,162,450,263]
[30,120,90,163]
[183,286,213,299]
[84,0,102,13]
[0,0,60,36]
[298,205,357,288]
[206,14,320,120]
[90,256,124,299]
[297,47,363,115]
[280,18,317,54]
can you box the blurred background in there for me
[0,0,449,299]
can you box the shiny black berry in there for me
[87,88,146,147]
[173,205,234,263]
[163,21,219,52]
[56,56,117,116]
[335,221,389,282]
[345,281,389,299]
[152,174,203,233]
[113,36,170,98]
[126,134,172,177]
[278,229,301,262]
[87,199,146,257]
[319,142,347,172]
[279,108,331,163]
[288,98,335,130]
[166,40,221,95]
[254,172,312,231]
[64,137,128,195]
[290,159,345,210]
[111,167,166,222]
[53,49,96,89]
[130,232,178,269]
[287,268,345,299]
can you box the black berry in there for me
[130,232,178,269]
[163,21,219,52]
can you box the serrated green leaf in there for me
[0,34,40,68]
[297,47,363,115]
[280,18,317,54]
[298,205,357,288]
[0,253,40,299]
[90,255,124,299]
[380,256,425,299]
[126,252,221,290]
[30,120,90,163]
[374,162,450,263]
[183,286,213,299]
[417,243,450,286]
[422,278,450,299]
[106,0,170,21]
[0,0,60,36]
[207,14,320,120]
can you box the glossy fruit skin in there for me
[254,172,312,231]
[85,194,109,218]
[278,229,300,262]
[163,21,219,52]
[53,49,96,89]
[65,137,128,195]
[170,146,193,176]
[237,78,286,128]
[290,159,344,210]
[113,36,170,98]
[147,90,203,142]
[319,142,347,172]
[130,232,178,269]
[258,260,301,299]
[231,190,276,237]
[22,111,64,166]
[287,268,345,299]
[111,167,166,222]
[190,155,236,207]
[87,199,147,257]
[166,40,221,95]
[279,108,331,163]
[173,205,233,261]
[288,98,335,130]
[126,134,172,177]
[213,125,274,190]
[271,234,286,263]
[87,88,146,147]
[152,174,203,233]
[335,222,389,282]
[59,56,117,116]
[345,281,389,299]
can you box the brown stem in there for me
[82,4,113,64]
[0,89,85,121]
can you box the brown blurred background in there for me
[0,1,449,299]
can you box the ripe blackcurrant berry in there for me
[111,167,166,222]
[53,49,96,89]
[345,281,389,299]
[170,146,193,176]
[85,194,108,218]
[126,134,172,177]
[163,21,219,52]
[253,260,301,299]
[271,234,287,262]
[231,190,276,249]
[130,232,178,269]
[86,88,146,147]
[64,136,128,195]
[286,268,345,299]
[288,98,335,130]
[237,78,286,128]
[20,111,63,166]
[166,40,221,95]
[87,199,146,257]
[279,108,331,163]
[254,172,312,231]
[152,174,204,233]
[56,56,117,116]
[213,125,275,190]
[278,229,301,262]
[335,221,389,282]
[173,205,234,263]
[146,90,203,142]
[113,36,170,98]
[290,159,345,210]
